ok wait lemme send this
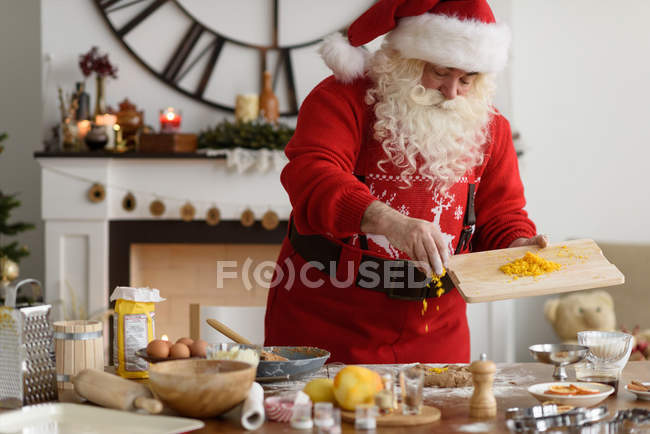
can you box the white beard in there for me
[366,49,496,193]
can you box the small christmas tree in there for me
[0,132,34,264]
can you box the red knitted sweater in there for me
[281,76,536,254]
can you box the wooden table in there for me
[201,362,650,433]
[4,362,648,432]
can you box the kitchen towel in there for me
[223,382,264,430]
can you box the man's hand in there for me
[509,234,549,249]
[361,201,448,276]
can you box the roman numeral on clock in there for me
[272,49,299,115]
[162,22,203,83]
[195,37,225,98]
[99,0,167,38]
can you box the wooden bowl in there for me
[148,359,256,418]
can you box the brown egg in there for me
[176,337,194,347]
[169,342,191,359]
[147,340,170,359]
[164,339,173,349]
[189,339,208,357]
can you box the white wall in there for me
[511,0,650,361]
[0,2,43,284]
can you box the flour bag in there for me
[110,286,165,379]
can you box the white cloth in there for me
[222,382,265,431]
[198,148,288,174]
[109,286,166,302]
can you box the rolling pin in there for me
[72,368,163,414]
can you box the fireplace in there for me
[110,220,285,340]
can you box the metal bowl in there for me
[255,346,330,381]
[207,343,330,382]
[529,343,589,380]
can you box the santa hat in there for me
[320,0,510,83]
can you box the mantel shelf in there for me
[34,150,226,159]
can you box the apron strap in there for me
[455,183,476,254]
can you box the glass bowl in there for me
[577,330,633,366]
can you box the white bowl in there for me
[625,382,650,401]
[528,382,614,407]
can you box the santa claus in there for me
[264,0,547,364]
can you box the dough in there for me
[418,364,473,388]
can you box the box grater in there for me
[0,279,57,408]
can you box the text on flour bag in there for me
[110,286,165,379]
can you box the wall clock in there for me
[94,0,374,116]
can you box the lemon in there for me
[303,378,336,404]
[333,366,383,411]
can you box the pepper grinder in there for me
[469,353,496,419]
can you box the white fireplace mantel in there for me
[37,153,515,362]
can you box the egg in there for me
[189,339,208,357]
[176,337,194,347]
[147,340,170,359]
[170,342,191,359]
[164,340,173,349]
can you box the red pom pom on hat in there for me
[319,0,510,83]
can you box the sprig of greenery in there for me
[0,133,34,263]
[198,119,294,151]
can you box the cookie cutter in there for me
[507,406,650,433]
[506,404,608,432]
[580,408,650,434]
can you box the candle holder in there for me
[95,113,117,149]
[159,107,182,133]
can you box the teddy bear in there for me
[544,290,616,344]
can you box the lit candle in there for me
[77,120,91,140]
[113,124,123,147]
[95,113,117,126]
[161,334,169,342]
[95,113,117,149]
[159,107,182,133]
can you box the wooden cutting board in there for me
[447,239,624,303]
[341,404,441,426]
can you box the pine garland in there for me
[0,133,34,263]
[198,119,294,151]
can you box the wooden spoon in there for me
[205,318,288,361]
[206,318,253,345]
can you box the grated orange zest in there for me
[500,252,561,278]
